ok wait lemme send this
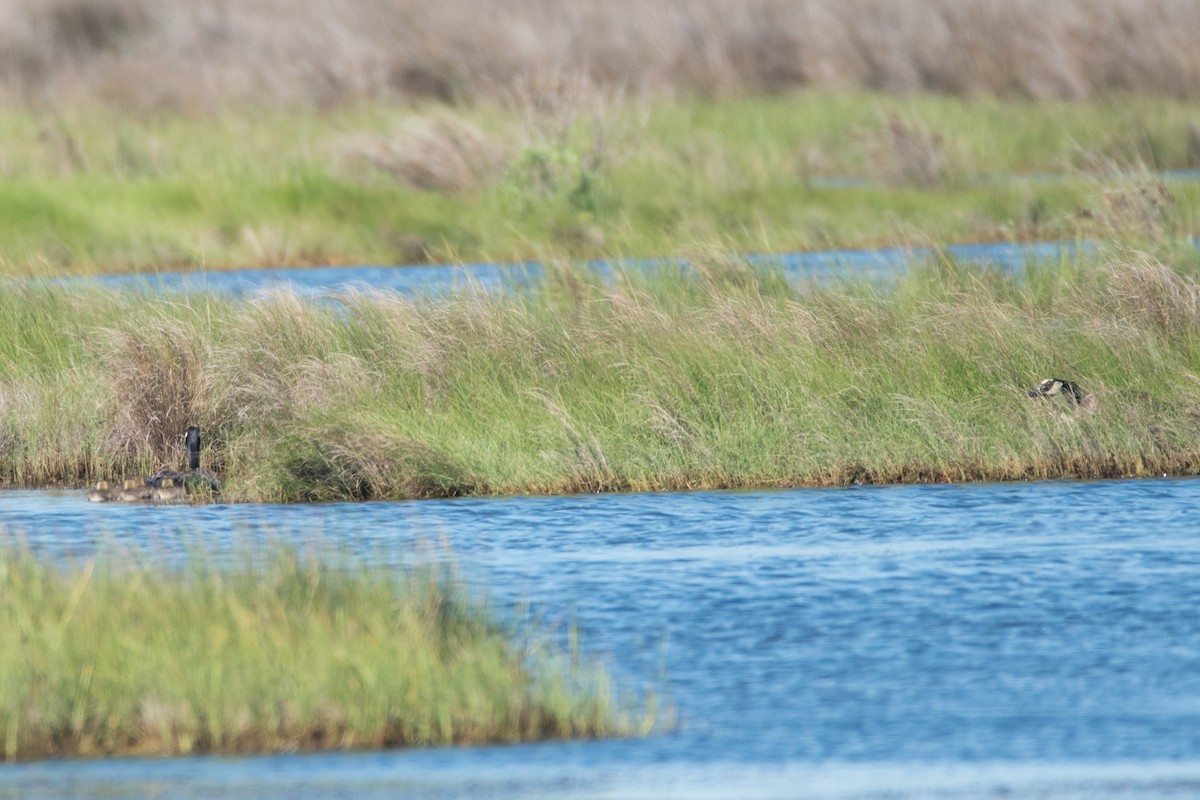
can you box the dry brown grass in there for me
[868,114,949,187]
[339,113,509,192]
[81,305,225,474]
[1103,252,1200,337]
[335,75,640,195]
[4,0,1200,111]
[1074,153,1188,241]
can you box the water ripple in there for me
[3,477,1200,798]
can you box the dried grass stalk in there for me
[341,113,508,192]
[6,0,1200,110]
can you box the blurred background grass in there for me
[4,0,1200,111]
[1,1,1199,274]
[1,92,1199,275]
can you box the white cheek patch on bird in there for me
[88,425,222,503]
[1027,378,1095,410]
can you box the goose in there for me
[87,480,114,503]
[147,425,221,496]
[1027,377,1096,409]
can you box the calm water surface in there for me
[2,478,1200,799]
[74,241,1084,298]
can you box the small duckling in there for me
[86,481,113,503]
[1027,377,1096,410]
[152,477,187,503]
[88,424,222,504]
[117,478,153,503]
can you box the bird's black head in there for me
[184,426,201,470]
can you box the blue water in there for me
[3,478,1200,798]
[38,166,1200,300]
[67,240,1086,299]
[807,167,1200,189]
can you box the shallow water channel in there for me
[78,240,1084,298]
[3,478,1200,798]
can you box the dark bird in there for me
[1027,377,1095,409]
[86,426,221,503]
[146,425,222,495]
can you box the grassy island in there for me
[4,244,1200,500]
[0,544,631,761]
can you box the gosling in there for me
[86,480,114,503]
[117,478,153,503]
[152,477,187,503]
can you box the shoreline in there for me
[6,455,1198,503]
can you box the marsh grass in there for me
[4,0,1200,110]
[5,248,1200,499]
[3,93,1200,275]
[339,112,510,194]
[0,542,631,761]
[1070,152,1195,244]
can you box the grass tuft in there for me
[259,418,477,502]
[340,112,510,193]
[0,542,630,761]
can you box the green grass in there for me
[5,245,1200,499]
[0,543,636,761]
[2,92,1199,275]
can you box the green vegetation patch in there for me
[1,92,1199,275]
[4,245,1200,498]
[0,544,632,761]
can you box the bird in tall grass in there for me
[88,425,222,503]
[1027,378,1095,409]
[147,425,222,496]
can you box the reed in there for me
[3,0,1200,111]
[5,247,1200,500]
[0,542,631,761]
